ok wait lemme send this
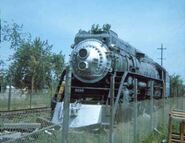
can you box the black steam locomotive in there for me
[56,25,170,105]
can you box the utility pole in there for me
[158,44,167,131]
[157,43,166,66]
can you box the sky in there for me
[0,0,185,82]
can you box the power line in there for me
[157,43,166,67]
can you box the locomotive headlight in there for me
[70,39,111,83]
[78,61,88,70]
[78,48,88,59]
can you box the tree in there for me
[51,51,65,79]
[170,74,185,96]
[0,20,31,92]
[10,38,65,92]
[1,21,31,50]
[1,20,65,92]
[0,60,4,67]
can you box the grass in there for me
[0,91,51,110]
[6,128,109,143]
[1,96,185,143]
[142,124,166,143]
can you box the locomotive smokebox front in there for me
[70,39,112,83]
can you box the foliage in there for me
[170,74,185,96]
[0,91,51,110]
[51,51,65,79]
[1,21,31,50]
[1,20,65,92]
[10,38,65,91]
[142,124,166,143]
[0,60,4,66]
[0,21,31,91]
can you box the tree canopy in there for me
[10,38,65,91]
[1,21,31,50]
[170,74,185,96]
[0,20,65,92]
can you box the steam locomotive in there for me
[59,26,170,105]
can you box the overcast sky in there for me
[0,0,185,81]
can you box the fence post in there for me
[8,74,12,111]
[29,92,32,108]
[162,72,166,131]
[133,78,138,142]
[62,66,72,143]
[182,96,184,110]
[109,72,115,143]
[149,80,154,131]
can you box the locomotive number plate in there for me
[75,88,84,93]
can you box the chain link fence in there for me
[113,96,185,143]
[0,88,52,111]
[0,95,185,143]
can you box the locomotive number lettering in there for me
[75,88,84,93]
